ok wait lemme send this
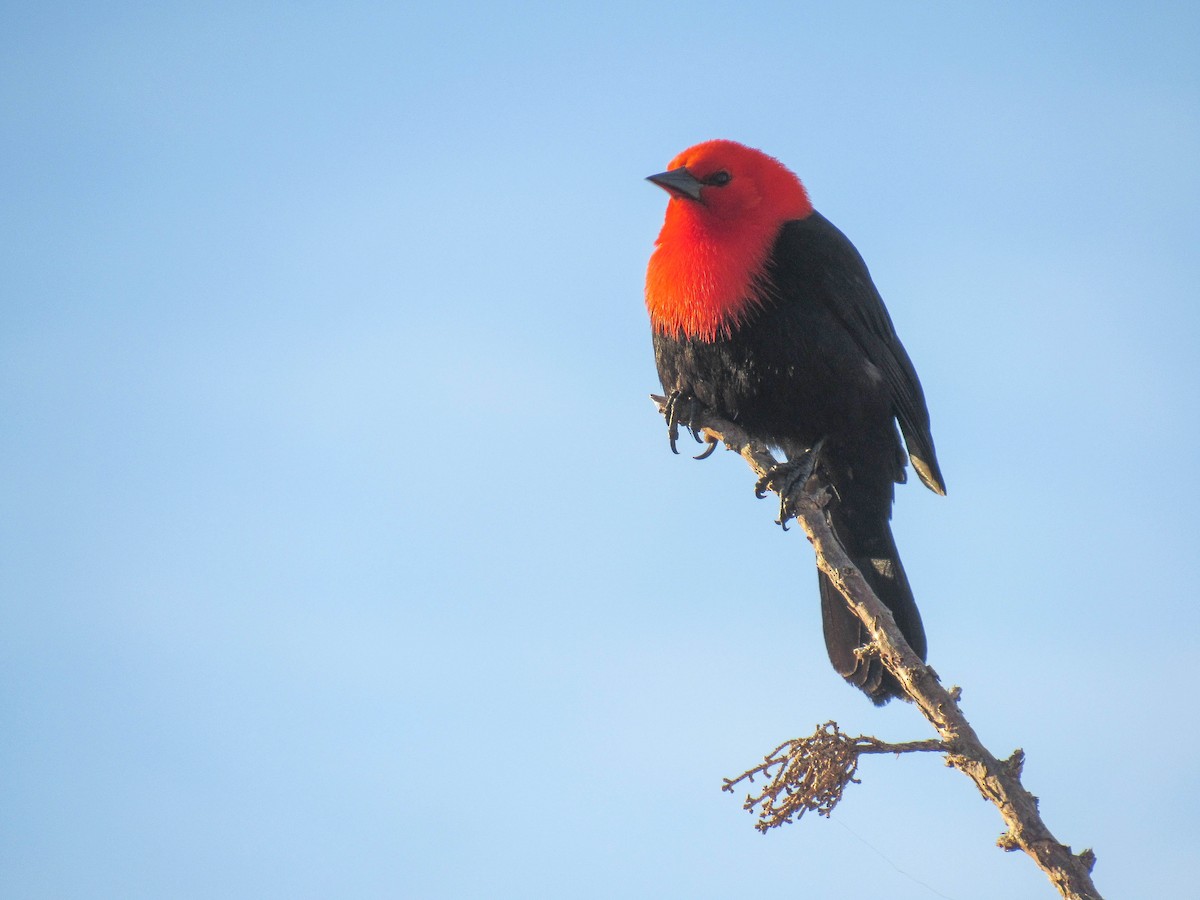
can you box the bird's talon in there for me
[663,390,707,456]
[753,473,772,499]
[753,440,826,529]
[664,391,683,454]
[693,438,718,460]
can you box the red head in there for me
[645,140,813,340]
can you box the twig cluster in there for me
[651,395,1103,900]
[722,721,944,832]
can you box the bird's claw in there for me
[664,391,708,456]
[754,439,826,530]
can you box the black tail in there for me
[818,515,926,705]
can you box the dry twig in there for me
[722,721,944,831]
[652,395,1102,900]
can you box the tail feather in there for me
[819,521,926,705]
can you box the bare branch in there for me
[652,395,1102,900]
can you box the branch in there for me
[651,395,1102,900]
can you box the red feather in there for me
[646,140,812,340]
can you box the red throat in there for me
[645,140,812,341]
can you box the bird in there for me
[644,139,945,704]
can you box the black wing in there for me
[775,213,945,494]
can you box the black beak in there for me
[646,167,704,202]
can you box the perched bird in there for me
[645,140,945,704]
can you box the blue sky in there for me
[3,2,1198,897]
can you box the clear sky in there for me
[3,2,1198,897]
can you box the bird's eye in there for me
[706,171,732,186]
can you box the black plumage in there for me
[653,212,944,704]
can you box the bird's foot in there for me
[754,439,826,530]
[663,391,718,459]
